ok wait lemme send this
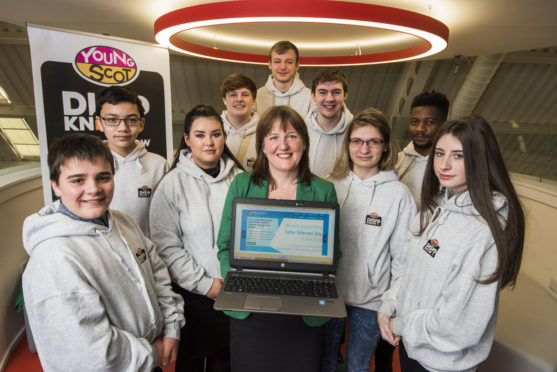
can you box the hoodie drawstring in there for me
[199,175,216,248]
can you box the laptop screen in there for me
[230,198,339,270]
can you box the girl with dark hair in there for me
[322,108,416,372]
[217,105,338,372]
[150,104,244,372]
[379,115,525,372]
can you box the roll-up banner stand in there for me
[27,24,173,204]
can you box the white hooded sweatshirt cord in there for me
[221,110,259,171]
[380,191,507,372]
[22,202,185,372]
[110,140,169,237]
[149,150,243,296]
[331,170,416,310]
[306,106,353,177]
[256,73,313,118]
[395,142,429,208]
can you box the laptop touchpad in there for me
[244,295,282,310]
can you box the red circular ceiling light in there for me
[154,0,449,66]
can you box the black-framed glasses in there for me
[99,116,142,127]
[349,138,384,148]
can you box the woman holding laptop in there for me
[217,105,338,372]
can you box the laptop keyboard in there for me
[225,274,338,298]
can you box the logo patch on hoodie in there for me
[136,248,147,263]
[138,185,152,198]
[365,213,382,226]
[423,239,440,257]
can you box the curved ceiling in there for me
[1,0,557,62]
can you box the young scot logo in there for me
[423,239,440,257]
[365,213,382,226]
[74,46,138,85]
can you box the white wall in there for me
[0,167,43,369]
[513,175,557,299]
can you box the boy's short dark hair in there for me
[220,73,257,98]
[49,133,114,183]
[411,90,450,121]
[311,69,348,94]
[95,86,145,117]
[269,40,299,63]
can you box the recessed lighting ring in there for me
[154,0,449,66]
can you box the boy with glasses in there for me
[95,86,169,236]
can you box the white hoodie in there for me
[149,150,243,295]
[110,141,169,236]
[395,142,429,208]
[22,202,185,372]
[380,191,507,372]
[221,110,260,171]
[331,170,415,310]
[306,105,353,177]
[256,73,313,118]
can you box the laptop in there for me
[214,197,346,318]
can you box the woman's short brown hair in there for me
[251,106,312,187]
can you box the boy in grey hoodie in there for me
[305,69,353,177]
[220,73,260,171]
[256,40,313,118]
[22,134,184,372]
[96,86,169,236]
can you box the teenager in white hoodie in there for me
[150,105,244,372]
[306,69,353,177]
[256,40,312,118]
[394,90,449,208]
[379,115,525,372]
[96,86,169,236]
[220,73,260,171]
[23,134,184,372]
[322,108,416,372]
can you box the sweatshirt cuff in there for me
[163,320,182,340]
[392,316,405,336]
[378,300,396,318]
[196,276,213,296]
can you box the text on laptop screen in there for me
[233,203,336,265]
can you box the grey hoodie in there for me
[149,150,243,295]
[110,140,169,236]
[395,142,429,208]
[22,202,185,372]
[221,110,260,171]
[380,191,507,372]
[256,73,313,118]
[306,105,353,177]
[331,170,415,310]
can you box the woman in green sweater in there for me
[217,106,338,372]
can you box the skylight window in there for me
[0,118,40,158]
